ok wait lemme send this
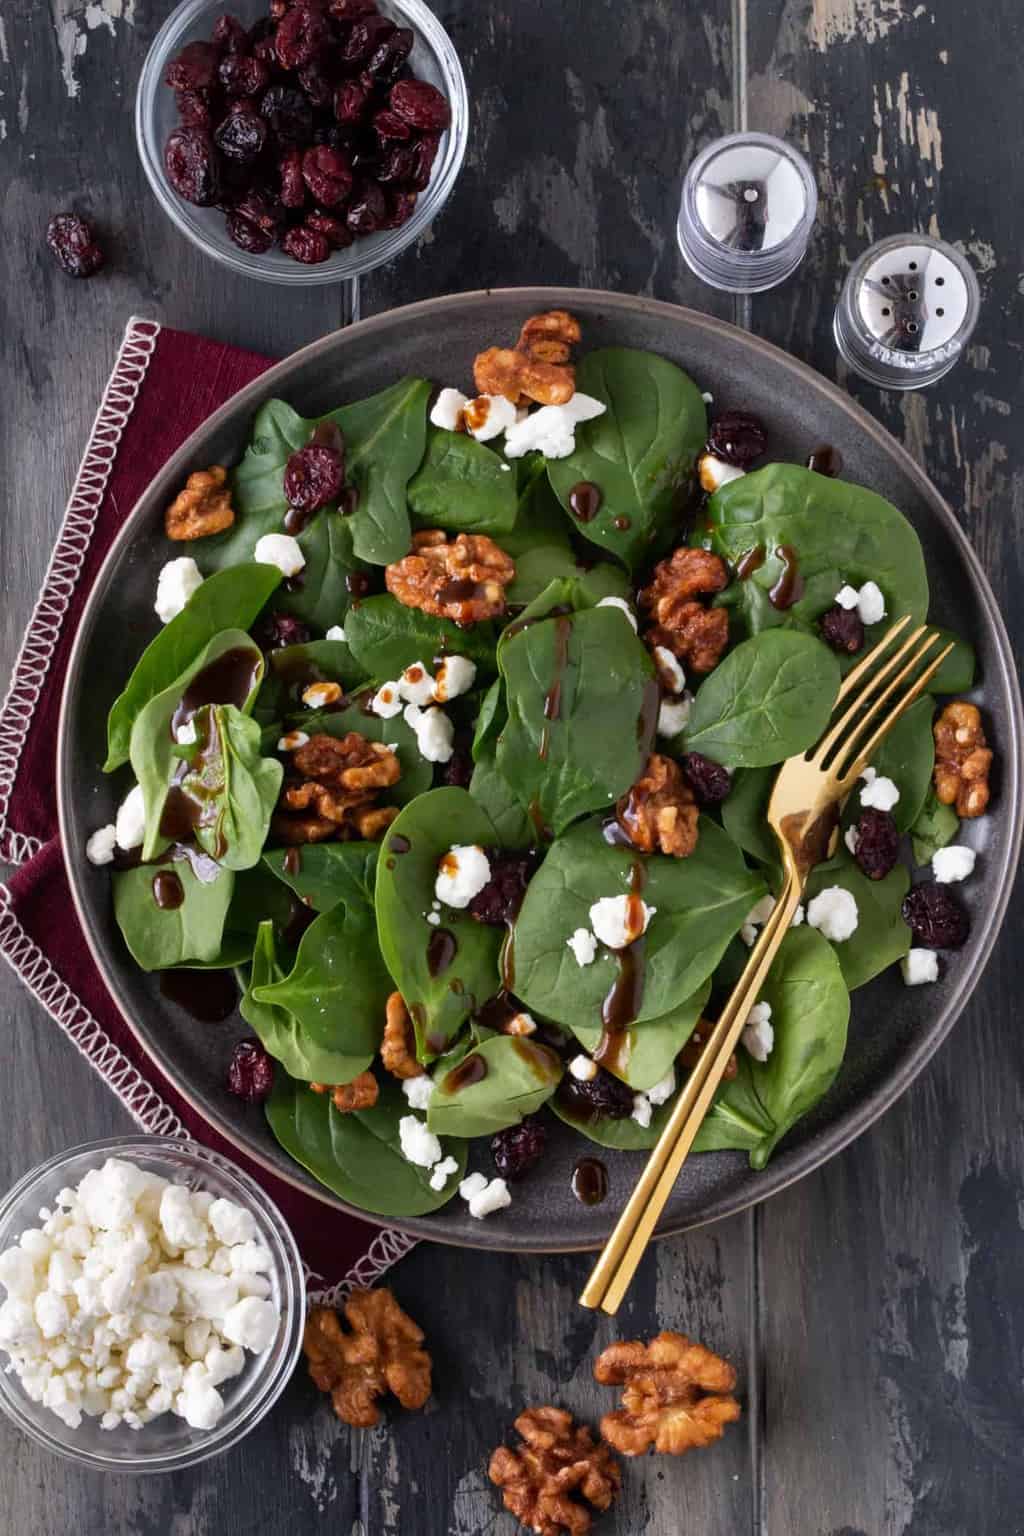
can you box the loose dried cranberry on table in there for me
[467,850,542,926]
[680,752,732,806]
[284,440,346,512]
[214,107,268,163]
[851,807,900,880]
[301,145,353,206]
[164,40,220,90]
[259,611,312,650]
[46,213,105,278]
[559,1067,635,1121]
[902,882,970,950]
[491,1117,548,1181]
[820,604,864,654]
[706,409,767,467]
[164,126,221,205]
[227,1040,275,1102]
[389,78,452,132]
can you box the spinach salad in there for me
[89,318,986,1221]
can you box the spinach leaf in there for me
[721,766,782,878]
[569,981,710,1092]
[928,628,975,694]
[408,427,518,534]
[547,348,707,569]
[706,464,929,642]
[298,690,433,805]
[344,594,498,680]
[685,630,840,769]
[374,788,506,1059]
[426,1036,563,1138]
[113,861,235,972]
[105,565,281,772]
[252,897,391,1079]
[694,926,849,1168]
[241,921,367,1083]
[262,842,379,912]
[265,1072,465,1217]
[845,694,935,835]
[512,817,765,1027]
[804,849,910,990]
[502,470,573,560]
[496,604,658,835]
[468,756,536,847]
[178,705,283,872]
[254,639,364,726]
[910,788,960,867]
[129,630,264,861]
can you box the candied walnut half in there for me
[639,548,730,675]
[473,309,581,406]
[489,1406,621,1536]
[594,1331,741,1457]
[311,1071,379,1112]
[933,700,993,818]
[381,991,424,1079]
[303,1289,432,1428]
[273,732,401,845]
[165,465,235,540]
[386,529,515,626]
[617,754,699,859]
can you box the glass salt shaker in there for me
[833,233,980,389]
[676,131,818,293]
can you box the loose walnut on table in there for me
[489,1406,621,1536]
[639,546,731,675]
[303,1289,432,1428]
[616,753,699,858]
[473,309,581,406]
[594,1331,741,1457]
[933,700,993,817]
[385,529,515,626]
[165,465,235,540]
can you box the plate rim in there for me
[57,286,1024,1253]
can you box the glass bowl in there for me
[0,1136,305,1472]
[135,0,468,285]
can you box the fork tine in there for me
[811,622,933,768]
[835,639,954,783]
[833,614,912,705]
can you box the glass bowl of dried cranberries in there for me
[135,0,468,284]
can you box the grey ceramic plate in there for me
[59,289,1022,1252]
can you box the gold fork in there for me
[579,615,953,1316]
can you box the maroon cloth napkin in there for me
[0,317,414,1301]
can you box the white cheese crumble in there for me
[596,596,638,632]
[462,1176,511,1220]
[433,655,477,702]
[568,1055,598,1082]
[86,825,117,867]
[657,694,693,738]
[844,825,860,856]
[630,1094,653,1129]
[741,1001,775,1062]
[653,646,686,694]
[0,1158,278,1434]
[566,928,598,967]
[403,703,455,763]
[252,533,305,578]
[589,895,656,950]
[397,1115,443,1169]
[458,1173,487,1202]
[429,1156,459,1192]
[115,785,146,852]
[370,682,403,719]
[834,585,860,610]
[698,452,745,493]
[154,558,204,625]
[464,394,518,443]
[791,903,805,927]
[807,886,860,942]
[397,663,436,708]
[860,773,900,812]
[429,387,469,431]
[506,1012,537,1036]
[325,624,346,642]
[277,730,310,752]
[435,845,491,909]
[502,393,606,460]
[646,1068,676,1106]
[932,845,976,883]
[835,581,886,626]
[302,681,342,710]
[901,948,940,986]
[176,720,197,745]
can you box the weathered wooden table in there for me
[2,1,1022,1530]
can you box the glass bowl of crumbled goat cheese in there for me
[0,1136,305,1470]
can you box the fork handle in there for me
[579,877,804,1315]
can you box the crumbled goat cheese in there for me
[807,886,860,942]
[86,825,117,867]
[740,922,758,947]
[657,694,692,738]
[429,387,469,431]
[901,948,940,986]
[932,845,977,884]
[502,393,606,460]
[568,1055,598,1082]
[114,785,146,852]
[589,895,656,950]
[506,1012,536,1036]
[398,1115,443,1169]
[596,596,638,632]
[834,585,860,610]
[631,1095,653,1129]
[302,682,341,710]
[435,844,491,909]
[653,646,686,694]
[567,928,598,967]
[325,625,346,642]
[860,774,900,812]
[401,1074,434,1113]
[464,1177,512,1220]
[458,1173,488,1202]
[741,1001,775,1062]
[791,903,805,927]
[252,533,305,578]
[433,655,477,702]
[0,1158,279,1436]
[397,663,436,707]
[370,682,404,719]
[844,825,860,856]
[464,394,518,443]
[429,1157,459,1192]
[646,1068,676,1106]
[702,391,714,404]
[857,581,886,626]
[747,895,776,926]
[698,452,745,492]
[404,703,455,763]
[155,558,204,625]
[176,720,197,745]
[426,912,441,926]
[277,730,310,752]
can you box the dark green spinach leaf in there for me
[685,630,840,768]
[113,862,235,972]
[344,594,498,680]
[241,921,369,1082]
[909,788,960,867]
[720,766,782,878]
[179,705,282,871]
[804,849,910,990]
[408,427,518,534]
[262,843,379,912]
[569,981,710,1092]
[426,1036,563,1138]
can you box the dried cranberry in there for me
[278,146,307,207]
[227,1040,275,1102]
[45,213,104,278]
[341,14,395,63]
[901,882,969,950]
[407,133,440,191]
[334,79,369,125]
[442,746,473,790]
[212,13,249,52]
[164,40,219,91]
[269,0,291,18]
[376,144,415,183]
[306,209,353,248]
[380,189,417,229]
[275,3,329,67]
[226,210,274,253]
[559,1066,634,1121]
[345,178,387,234]
[706,410,767,467]
[175,86,220,127]
[232,189,286,236]
[218,51,269,97]
[260,84,313,144]
[298,59,336,107]
[819,604,865,655]
[164,126,221,205]
[374,108,412,142]
[680,752,732,806]
[491,1116,548,1181]
[214,107,268,162]
[365,27,414,83]
[301,144,353,205]
[259,611,312,650]
[389,78,451,132]
[281,225,331,262]
[284,443,345,510]
[467,850,542,927]
[251,24,281,70]
[852,808,900,881]
[328,0,377,16]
